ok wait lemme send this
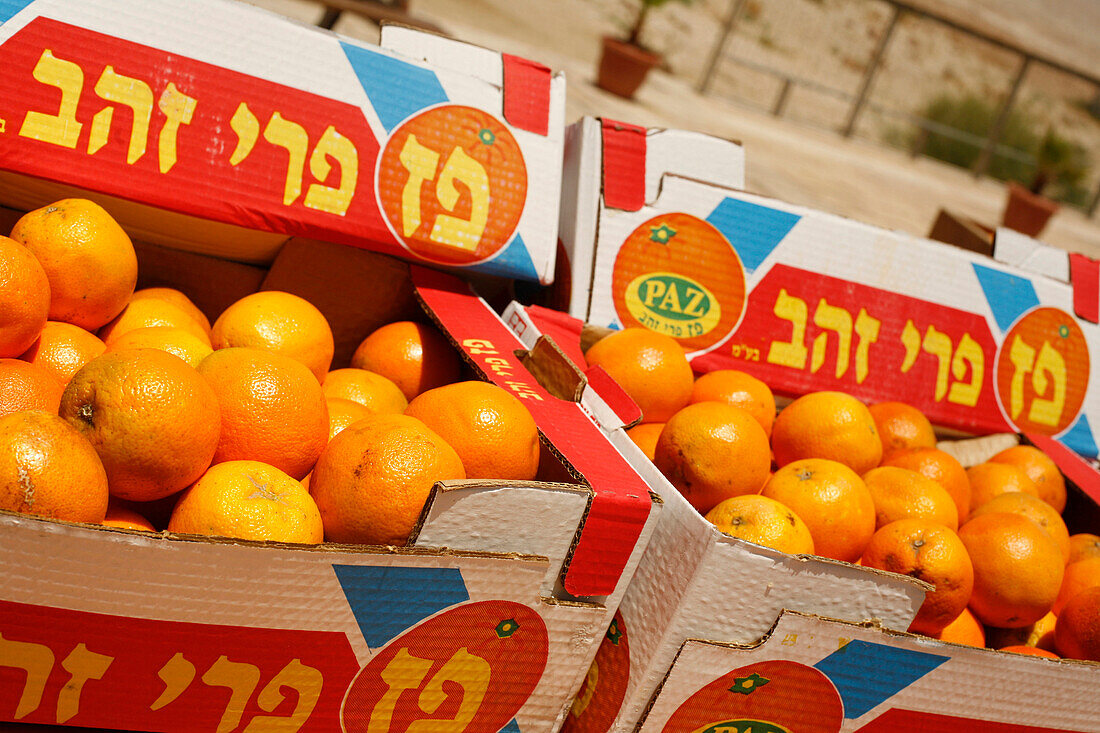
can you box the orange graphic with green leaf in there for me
[563,611,631,733]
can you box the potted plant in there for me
[597,0,693,99]
[1003,129,1088,238]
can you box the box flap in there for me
[994,227,1070,282]
[1069,252,1100,324]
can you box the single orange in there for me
[10,199,137,330]
[861,518,973,635]
[1055,585,1100,662]
[705,494,814,555]
[626,422,664,462]
[326,397,373,441]
[0,234,50,357]
[771,391,882,475]
[405,381,540,480]
[130,287,212,336]
[868,401,936,459]
[321,368,407,416]
[882,447,971,523]
[169,460,322,544]
[584,328,693,423]
[0,410,108,523]
[309,414,465,545]
[102,502,156,532]
[968,491,1070,563]
[987,445,1067,514]
[211,291,334,382]
[105,326,213,368]
[1054,557,1100,616]
[862,466,959,531]
[958,512,1064,628]
[986,610,1059,653]
[761,458,876,563]
[1000,645,1059,659]
[1068,533,1100,565]
[350,321,463,401]
[0,358,65,416]
[966,462,1040,512]
[197,347,329,481]
[934,607,985,647]
[19,321,105,386]
[98,299,212,348]
[60,349,220,501]
[689,369,776,436]
[653,402,770,515]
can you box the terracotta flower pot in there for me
[596,36,662,99]
[1002,181,1059,238]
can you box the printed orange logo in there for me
[377,105,527,265]
[611,213,746,355]
[995,307,1089,436]
[562,611,630,733]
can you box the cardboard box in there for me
[0,0,565,282]
[558,116,1100,459]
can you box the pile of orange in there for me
[587,326,1100,662]
[0,199,540,550]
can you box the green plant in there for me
[622,0,698,49]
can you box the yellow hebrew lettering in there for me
[156,82,196,174]
[303,126,358,216]
[263,112,309,206]
[399,134,440,237]
[0,633,55,719]
[767,289,808,370]
[780,633,797,646]
[406,648,491,733]
[811,299,853,378]
[853,308,880,384]
[1008,335,1036,421]
[56,643,114,724]
[368,648,434,733]
[921,326,953,402]
[1029,342,1067,427]
[430,146,489,253]
[461,339,496,355]
[241,659,324,733]
[900,319,921,373]
[947,333,984,407]
[230,102,259,165]
[88,66,154,163]
[151,652,196,711]
[201,656,262,733]
[20,49,84,148]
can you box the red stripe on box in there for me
[856,708,1085,732]
[1069,252,1100,324]
[502,54,551,136]
[600,118,647,211]
[585,365,643,428]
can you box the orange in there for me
[326,397,373,441]
[1068,533,1100,565]
[309,414,465,545]
[211,291,333,382]
[60,349,220,501]
[968,491,1069,563]
[860,518,973,635]
[761,458,876,563]
[986,610,1059,653]
[958,512,1064,628]
[106,326,213,368]
[10,199,137,330]
[704,494,814,555]
[98,299,212,348]
[1000,645,1059,659]
[168,460,323,544]
[771,391,882,475]
[987,445,1067,514]
[405,381,540,480]
[867,401,936,459]
[1053,557,1100,616]
[934,607,985,647]
[321,368,407,416]
[584,328,693,423]
[653,402,770,515]
[0,410,108,523]
[19,321,105,386]
[197,347,328,481]
[350,321,463,401]
[130,287,212,336]
[102,502,155,532]
[0,234,50,357]
[626,422,664,462]
[966,462,1040,511]
[882,447,971,523]
[1055,586,1100,662]
[0,358,64,416]
[862,466,959,531]
[689,369,776,436]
